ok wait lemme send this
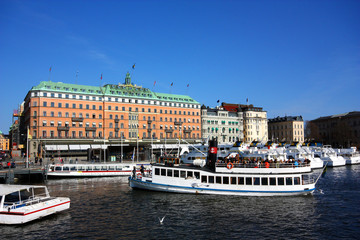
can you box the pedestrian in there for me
[132,166,136,178]
[39,158,42,166]
[140,164,145,175]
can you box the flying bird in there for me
[158,215,166,224]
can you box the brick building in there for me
[24,73,201,160]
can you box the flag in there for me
[187,84,189,87]
[100,73,103,80]
[154,81,156,87]
[171,82,173,86]
[49,66,52,72]
[246,98,248,103]
[132,64,135,69]
[217,100,220,103]
[28,127,32,140]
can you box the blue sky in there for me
[1,0,359,134]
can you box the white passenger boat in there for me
[129,140,322,196]
[0,184,70,225]
[312,146,346,167]
[337,147,360,165]
[47,162,150,178]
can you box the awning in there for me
[80,144,91,150]
[45,145,69,151]
[69,145,81,150]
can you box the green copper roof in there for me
[30,74,199,104]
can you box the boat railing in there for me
[215,162,310,169]
[4,193,52,210]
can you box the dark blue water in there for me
[2,165,360,239]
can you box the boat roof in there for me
[0,184,46,196]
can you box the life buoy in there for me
[137,173,142,179]
[227,162,233,170]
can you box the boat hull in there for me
[129,178,315,197]
[0,197,70,225]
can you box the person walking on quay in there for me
[132,166,136,178]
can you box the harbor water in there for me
[2,165,360,239]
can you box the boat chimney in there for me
[207,138,218,170]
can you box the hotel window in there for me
[79,104,83,109]
[42,121,47,126]
[58,112,62,117]
[92,114,96,119]
[42,131,47,138]
[79,113,83,118]
[51,102,55,107]
[58,103,63,108]
[50,131,54,137]
[43,111,47,116]
[58,94,62,98]
[109,123,113,128]
[99,114,102,119]
[108,106,111,110]
[109,114,113,119]
[86,114,89,118]
[99,123,102,128]
[43,101,47,107]
[72,131,76,138]
[86,105,89,109]
[65,112,69,117]
[72,122,76,127]
[72,103,76,108]
[99,106,102,110]
[51,121,55,127]
[115,106,118,110]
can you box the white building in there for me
[201,105,244,144]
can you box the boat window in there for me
[167,169,173,177]
[94,166,101,170]
[223,177,229,184]
[187,171,193,178]
[216,176,222,184]
[33,187,46,196]
[55,166,62,171]
[294,177,300,185]
[63,166,69,171]
[101,166,107,170]
[155,168,160,175]
[238,177,244,185]
[253,177,260,185]
[116,166,123,170]
[246,177,252,185]
[4,192,20,204]
[174,170,179,177]
[208,176,214,183]
[286,177,293,185]
[50,166,55,171]
[194,172,200,179]
[161,168,166,176]
[108,166,115,170]
[70,166,76,171]
[278,177,285,185]
[269,177,276,185]
[261,178,268,185]
[180,170,186,178]
[201,175,207,183]
[20,189,32,202]
[231,177,236,185]
[78,166,84,171]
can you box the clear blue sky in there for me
[1,0,359,134]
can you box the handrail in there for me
[215,162,310,169]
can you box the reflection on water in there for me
[2,166,360,239]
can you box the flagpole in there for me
[137,133,139,163]
[48,66,52,81]
[26,127,29,168]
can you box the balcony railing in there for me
[85,127,97,131]
[71,117,84,122]
[57,126,70,131]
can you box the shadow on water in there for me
[2,165,360,239]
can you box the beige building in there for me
[222,103,268,143]
[0,131,9,151]
[268,116,304,143]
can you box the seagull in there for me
[319,189,324,194]
[158,215,166,224]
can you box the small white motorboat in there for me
[0,184,70,224]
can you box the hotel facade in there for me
[268,116,304,143]
[24,73,201,160]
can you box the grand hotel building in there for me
[24,73,201,160]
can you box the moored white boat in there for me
[0,184,70,225]
[47,162,150,178]
[337,147,360,165]
[312,146,346,167]
[129,140,321,196]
